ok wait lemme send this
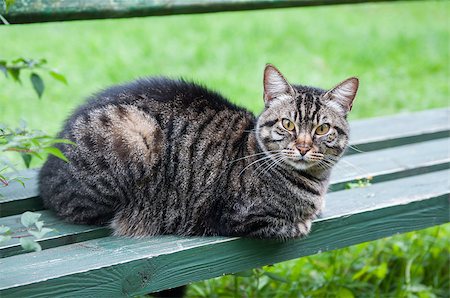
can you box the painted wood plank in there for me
[329,137,450,190]
[2,0,415,24]
[0,169,42,218]
[1,137,448,257]
[0,170,448,296]
[0,210,110,258]
[347,108,449,154]
[0,108,447,216]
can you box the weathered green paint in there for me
[0,170,448,296]
[347,108,450,154]
[1,0,416,24]
[329,137,450,190]
[0,169,41,217]
[0,210,111,258]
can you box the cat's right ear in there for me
[263,64,295,106]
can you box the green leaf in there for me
[29,228,53,239]
[0,235,12,242]
[337,287,355,298]
[5,0,17,12]
[50,138,76,146]
[263,272,289,283]
[30,72,45,98]
[189,284,208,297]
[20,238,42,252]
[43,147,69,162]
[49,70,68,85]
[0,226,11,234]
[233,270,254,277]
[20,211,42,228]
[7,67,20,82]
[35,221,44,231]
[21,153,32,168]
[11,177,25,188]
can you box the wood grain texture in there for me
[1,109,448,217]
[347,108,449,154]
[1,136,448,257]
[1,0,415,24]
[0,170,448,297]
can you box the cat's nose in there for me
[296,144,311,156]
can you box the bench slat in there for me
[347,108,449,154]
[2,0,416,24]
[0,169,42,218]
[330,137,450,190]
[0,170,448,296]
[1,136,448,257]
[0,211,110,258]
[1,108,448,217]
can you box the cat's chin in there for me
[284,158,317,171]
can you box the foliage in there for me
[345,177,372,190]
[0,211,54,252]
[0,56,71,186]
[0,123,73,171]
[184,224,449,298]
[2,0,16,12]
[0,58,67,99]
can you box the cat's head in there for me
[256,64,358,171]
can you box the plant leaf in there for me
[30,72,45,98]
[43,147,69,162]
[35,220,44,231]
[0,226,11,234]
[7,67,20,82]
[20,211,42,228]
[233,270,254,277]
[21,153,32,168]
[20,238,42,252]
[29,227,53,239]
[50,138,76,146]
[5,0,17,12]
[0,235,12,242]
[49,70,68,84]
[263,272,289,283]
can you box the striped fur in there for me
[39,66,357,240]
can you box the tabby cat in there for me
[39,64,358,240]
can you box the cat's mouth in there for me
[280,149,324,170]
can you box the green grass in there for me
[1,1,448,134]
[1,1,449,297]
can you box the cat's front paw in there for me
[295,220,312,237]
[248,219,312,240]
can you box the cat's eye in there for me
[315,123,330,135]
[282,118,295,131]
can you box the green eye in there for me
[282,119,295,131]
[315,123,330,135]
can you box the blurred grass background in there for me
[1,1,449,297]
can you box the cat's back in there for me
[66,77,245,124]
[39,77,254,226]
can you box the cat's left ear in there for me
[323,77,359,115]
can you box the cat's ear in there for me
[263,64,295,106]
[323,77,359,115]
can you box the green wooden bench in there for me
[1,108,449,296]
[1,0,449,296]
